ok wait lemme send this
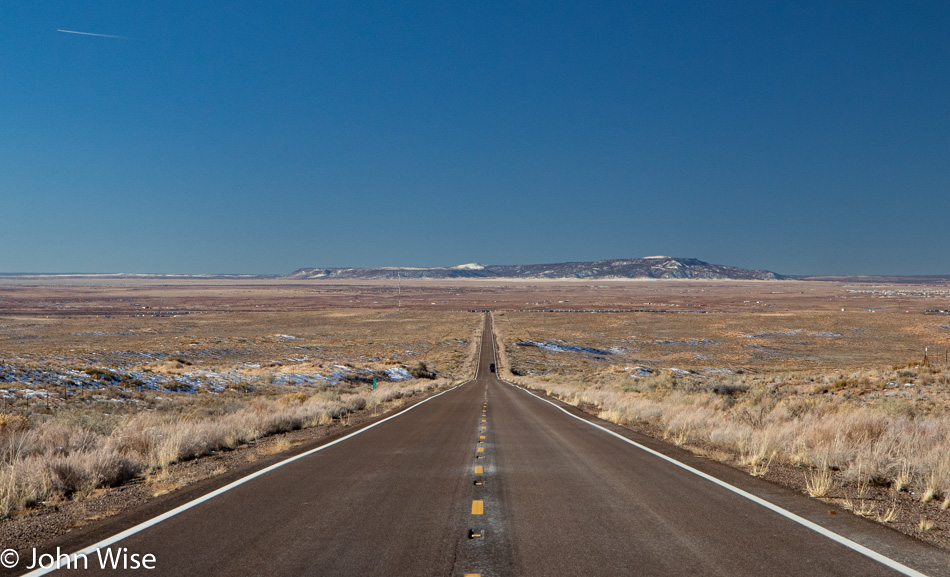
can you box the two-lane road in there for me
[18,314,950,576]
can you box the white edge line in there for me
[21,382,469,577]
[501,379,930,577]
[474,313,484,381]
[474,321,481,380]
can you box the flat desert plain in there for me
[1,276,949,549]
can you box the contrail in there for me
[57,29,129,40]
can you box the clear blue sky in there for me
[3,2,948,275]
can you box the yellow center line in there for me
[479,435,485,440]
[474,466,483,474]
[476,447,485,452]
[472,500,484,515]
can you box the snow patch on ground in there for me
[744,330,802,338]
[385,367,413,381]
[652,338,718,346]
[625,366,654,377]
[517,340,612,356]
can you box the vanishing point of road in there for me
[14,314,950,576]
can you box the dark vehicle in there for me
[489,363,496,373]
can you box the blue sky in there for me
[2,2,948,275]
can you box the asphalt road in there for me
[16,314,950,576]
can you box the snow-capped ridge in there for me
[286,257,784,281]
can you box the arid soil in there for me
[1,276,947,316]
[2,276,949,552]
[487,281,950,551]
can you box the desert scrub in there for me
[409,362,436,379]
[0,378,452,518]
[493,311,950,499]
[506,369,950,503]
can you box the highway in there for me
[15,314,950,576]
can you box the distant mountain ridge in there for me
[286,257,784,281]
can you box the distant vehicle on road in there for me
[489,363,496,372]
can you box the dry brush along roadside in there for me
[493,333,950,550]
[0,377,461,551]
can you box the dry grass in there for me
[0,307,481,518]
[492,309,950,513]
[0,377,455,517]
[877,504,898,523]
[257,438,294,456]
[841,498,875,517]
[148,477,182,498]
[743,449,775,478]
[511,372,950,503]
[805,466,834,498]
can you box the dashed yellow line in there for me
[469,386,491,572]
